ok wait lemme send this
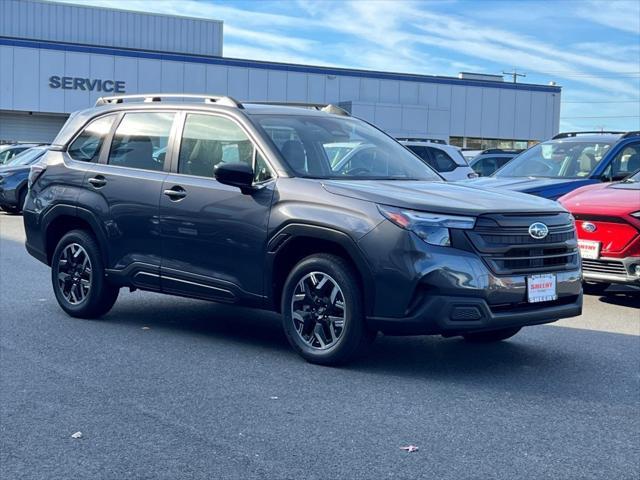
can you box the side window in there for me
[107,112,175,171]
[427,147,457,172]
[179,113,272,182]
[407,145,437,171]
[603,143,640,180]
[475,158,496,176]
[68,115,115,162]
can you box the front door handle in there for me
[163,186,187,200]
[88,175,107,188]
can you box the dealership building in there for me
[0,0,561,148]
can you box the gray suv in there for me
[24,94,582,365]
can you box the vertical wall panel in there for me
[379,80,400,103]
[436,85,451,109]
[325,77,339,103]
[63,52,90,112]
[0,46,14,109]
[247,69,268,101]
[480,88,500,138]
[418,84,437,106]
[427,108,450,136]
[498,90,516,140]
[449,86,466,135]
[374,105,402,132]
[399,81,419,105]
[286,72,307,102]
[339,77,359,101]
[360,78,379,102]
[161,61,184,93]
[184,63,206,95]
[114,56,139,96]
[529,91,547,140]
[205,65,228,95]
[88,54,115,106]
[464,88,482,137]
[267,71,287,101]
[227,68,249,99]
[137,58,162,93]
[514,91,532,139]
[307,75,325,103]
[38,50,64,113]
[13,48,39,111]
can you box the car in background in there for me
[466,131,640,199]
[0,146,49,213]
[398,138,477,181]
[559,168,640,291]
[470,149,523,176]
[0,143,43,165]
[461,149,483,162]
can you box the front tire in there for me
[463,327,521,343]
[51,230,119,318]
[281,254,375,365]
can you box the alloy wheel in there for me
[290,272,346,350]
[56,243,92,305]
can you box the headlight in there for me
[378,205,475,246]
[631,211,640,219]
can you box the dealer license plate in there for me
[527,273,557,303]
[578,239,601,260]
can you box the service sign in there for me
[49,76,126,93]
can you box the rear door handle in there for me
[163,186,187,200]
[88,175,107,188]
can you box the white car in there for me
[398,138,478,181]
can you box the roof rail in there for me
[396,137,448,145]
[621,131,640,139]
[247,102,350,116]
[95,94,243,108]
[552,131,624,139]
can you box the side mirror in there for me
[214,162,254,193]
[610,172,630,182]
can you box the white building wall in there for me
[0,43,560,142]
[0,0,223,57]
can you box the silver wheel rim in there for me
[290,272,346,350]
[56,243,92,305]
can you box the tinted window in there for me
[406,145,438,171]
[254,114,439,181]
[496,140,613,178]
[108,112,174,171]
[68,116,115,162]
[602,143,640,180]
[474,157,497,176]
[179,114,272,182]
[427,147,458,172]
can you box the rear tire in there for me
[51,230,119,319]
[281,254,375,365]
[463,327,521,343]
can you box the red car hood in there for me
[559,182,640,218]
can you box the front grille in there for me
[582,259,627,276]
[465,212,579,275]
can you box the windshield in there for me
[252,114,441,181]
[494,140,613,178]
[7,148,46,166]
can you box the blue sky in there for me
[62,0,639,132]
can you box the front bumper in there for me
[358,220,583,335]
[582,256,640,285]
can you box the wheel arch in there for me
[42,205,110,266]
[266,224,375,315]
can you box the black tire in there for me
[51,230,119,319]
[463,327,521,343]
[583,281,610,295]
[281,254,375,365]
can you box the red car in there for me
[559,170,640,289]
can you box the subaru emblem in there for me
[582,222,597,233]
[528,222,549,240]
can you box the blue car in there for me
[0,146,48,213]
[465,131,640,199]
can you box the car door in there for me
[84,110,177,288]
[159,111,276,303]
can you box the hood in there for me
[0,165,30,175]
[462,176,593,199]
[321,180,564,216]
[559,181,640,217]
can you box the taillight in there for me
[28,164,46,189]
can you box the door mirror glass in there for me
[214,162,255,193]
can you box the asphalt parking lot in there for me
[1,212,638,480]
